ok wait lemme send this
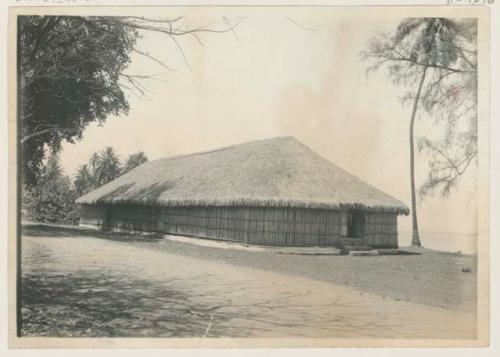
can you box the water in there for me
[398,229,477,254]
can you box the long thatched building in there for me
[76,137,408,248]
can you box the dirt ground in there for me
[20,224,477,338]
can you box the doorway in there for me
[103,205,113,231]
[347,210,364,238]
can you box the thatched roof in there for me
[76,137,409,214]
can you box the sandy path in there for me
[21,235,476,338]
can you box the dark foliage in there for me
[22,154,80,224]
[74,147,123,196]
[122,151,148,174]
[19,15,241,188]
[19,16,136,187]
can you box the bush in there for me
[22,155,80,225]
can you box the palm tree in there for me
[43,152,63,182]
[74,164,94,196]
[364,18,474,247]
[393,18,467,246]
[95,147,122,187]
[89,152,100,177]
[122,151,148,174]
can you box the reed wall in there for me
[79,204,398,247]
[363,212,398,248]
[158,206,344,246]
[79,204,107,229]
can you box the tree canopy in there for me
[123,151,148,174]
[19,16,136,186]
[19,15,240,187]
[74,147,123,196]
[22,153,79,224]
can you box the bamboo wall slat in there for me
[362,212,398,247]
[79,204,398,248]
[156,206,346,246]
[79,205,107,228]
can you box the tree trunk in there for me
[409,66,428,247]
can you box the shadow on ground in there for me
[21,271,232,337]
[22,223,162,243]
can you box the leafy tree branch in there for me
[19,15,241,187]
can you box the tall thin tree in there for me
[363,18,477,246]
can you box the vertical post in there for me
[16,15,23,338]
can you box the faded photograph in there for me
[13,6,487,345]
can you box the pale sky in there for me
[59,7,478,253]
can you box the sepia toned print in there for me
[8,5,489,348]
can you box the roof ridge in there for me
[148,136,297,164]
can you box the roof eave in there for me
[76,197,410,215]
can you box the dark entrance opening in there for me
[103,205,113,231]
[347,210,364,238]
